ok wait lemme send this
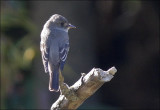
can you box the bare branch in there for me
[51,67,117,110]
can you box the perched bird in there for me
[40,14,76,92]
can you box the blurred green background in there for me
[1,1,159,109]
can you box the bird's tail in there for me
[49,67,59,92]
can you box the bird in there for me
[40,14,76,92]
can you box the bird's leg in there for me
[59,69,70,95]
[59,69,64,83]
[59,69,79,101]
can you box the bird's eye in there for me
[61,22,64,27]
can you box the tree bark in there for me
[51,67,117,110]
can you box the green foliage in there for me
[1,1,37,109]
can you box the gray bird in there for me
[40,14,76,92]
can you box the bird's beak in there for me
[68,24,76,29]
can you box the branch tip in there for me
[108,66,117,75]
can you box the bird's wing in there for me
[40,30,51,73]
[59,42,69,70]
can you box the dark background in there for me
[1,1,159,109]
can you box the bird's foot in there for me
[59,83,78,101]
[60,83,70,95]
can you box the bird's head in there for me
[49,14,76,32]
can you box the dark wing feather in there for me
[40,32,51,73]
[59,43,69,70]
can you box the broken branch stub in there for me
[51,67,117,110]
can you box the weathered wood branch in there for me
[51,67,117,110]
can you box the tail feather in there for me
[49,67,59,92]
